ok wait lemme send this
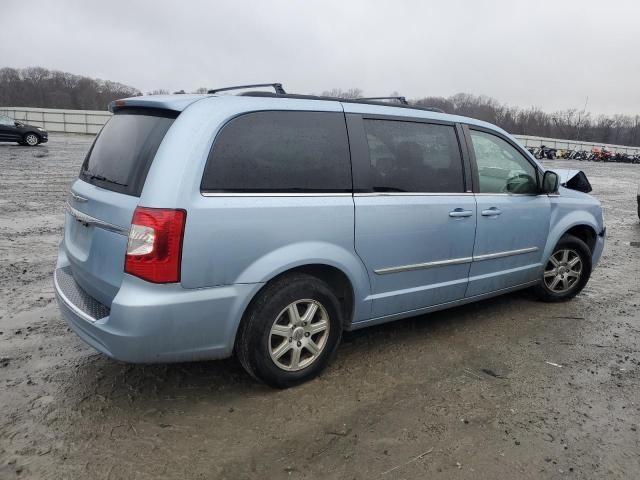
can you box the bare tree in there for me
[320,88,363,99]
[410,92,640,146]
[0,67,140,110]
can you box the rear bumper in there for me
[54,257,263,363]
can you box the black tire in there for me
[23,132,40,146]
[235,273,343,388]
[533,234,592,302]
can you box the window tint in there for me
[470,130,538,194]
[363,120,464,193]
[201,111,351,193]
[80,110,176,196]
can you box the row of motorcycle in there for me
[527,145,640,163]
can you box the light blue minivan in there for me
[54,85,605,387]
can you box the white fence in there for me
[513,134,640,155]
[0,107,111,134]
[2,106,640,154]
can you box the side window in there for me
[362,119,464,193]
[0,115,13,126]
[201,111,351,193]
[470,130,538,194]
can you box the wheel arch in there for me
[251,264,356,328]
[233,241,371,324]
[563,224,597,252]
[544,210,600,265]
[231,261,363,360]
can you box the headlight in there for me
[37,127,45,131]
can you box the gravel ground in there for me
[1,134,639,479]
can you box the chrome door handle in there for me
[482,207,502,217]
[449,209,473,218]
[481,207,502,216]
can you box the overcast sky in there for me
[3,0,639,115]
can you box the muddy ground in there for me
[1,134,639,480]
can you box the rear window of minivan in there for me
[201,111,351,193]
[363,119,464,193]
[80,109,176,196]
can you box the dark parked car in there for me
[0,114,48,146]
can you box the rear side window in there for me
[201,111,351,193]
[363,119,464,193]
[80,110,176,196]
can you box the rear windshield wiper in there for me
[85,171,128,187]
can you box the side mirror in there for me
[541,171,559,194]
[14,121,24,127]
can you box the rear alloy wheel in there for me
[269,299,331,371]
[534,234,592,302]
[235,273,343,388]
[23,133,39,146]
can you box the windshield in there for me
[80,109,176,196]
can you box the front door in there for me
[466,128,550,297]
[351,116,477,319]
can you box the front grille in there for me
[54,266,110,322]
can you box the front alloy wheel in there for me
[543,249,583,293]
[533,234,592,302]
[24,133,39,146]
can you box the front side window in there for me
[363,120,464,193]
[0,115,13,126]
[470,130,538,194]
[201,111,351,193]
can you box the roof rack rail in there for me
[207,83,286,95]
[359,96,409,105]
[236,91,446,114]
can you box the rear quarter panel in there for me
[182,195,371,322]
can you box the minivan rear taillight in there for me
[125,207,186,283]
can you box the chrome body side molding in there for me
[374,247,539,275]
[374,256,473,275]
[473,246,539,262]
